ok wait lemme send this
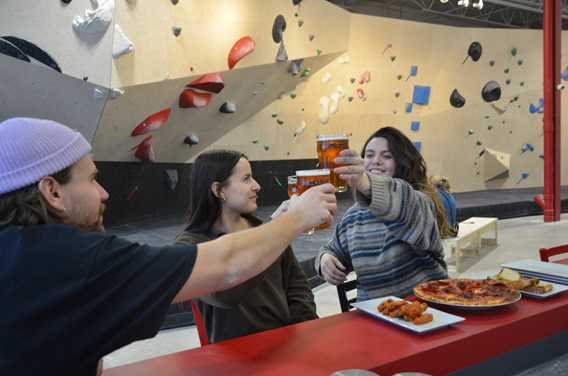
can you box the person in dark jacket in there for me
[176,149,318,343]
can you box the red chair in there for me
[539,244,568,264]
[190,300,209,346]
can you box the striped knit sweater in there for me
[315,174,448,300]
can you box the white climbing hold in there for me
[73,0,114,34]
[319,96,330,124]
[112,24,134,59]
[321,72,332,84]
[338,55,350,64]
[329,92,341,115]
[110,88,124,99]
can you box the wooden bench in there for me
[443,217,499,273]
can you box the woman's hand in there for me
[320,253,347,285]
[334,149,371,197]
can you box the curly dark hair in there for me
[0,167,72,230]
[361,127,452,238]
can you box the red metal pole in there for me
[543,0,561,222]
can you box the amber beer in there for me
[317,135,349,192]
[296,169,331,234]
[287,175,298,197]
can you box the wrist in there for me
[357,173,372,198]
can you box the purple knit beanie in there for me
[0,117,92,195]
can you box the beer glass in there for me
[317,135,349,193]
[296,169,330,235]
[287,175,298,197]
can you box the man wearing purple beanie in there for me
[0,117,337,376]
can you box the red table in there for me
[105,293,568,376]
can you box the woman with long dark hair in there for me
[315,127,448,300]
[176,150,317,343]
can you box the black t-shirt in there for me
[0,224,197,376]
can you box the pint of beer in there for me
[287,175,298,197]
[317,135,349,192]
[296,169,331,234]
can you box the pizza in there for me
[413,279,521,306]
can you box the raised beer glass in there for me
[287,175,298,198]
[296,169,330,235]
[317,135,349,193]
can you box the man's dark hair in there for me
[0,167,72,230]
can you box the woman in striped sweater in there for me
[315,127,449,300]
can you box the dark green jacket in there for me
[175,215,317,343]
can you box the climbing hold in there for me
[172,26,182,37]
[179,89,212,108]
[450,89,466,108]
[463,41,482,63]
[359,71,371,84]
[164,170,179,191]
[319,96,330,124]
[183,133,200,146]
[521,143,535,153]
[132,136,156,162]
[481,81,501,103]
[228,36,256,69]
[186,73,224,93]
[288,59,303,76]
[406,65,418,81]
[219,102,236,114]
[272,15,287,43]
[276,42,288,62]
[131,108,171,136]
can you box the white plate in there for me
[352,296,465,334]
[520,281,568,299]
[501,259,568,284]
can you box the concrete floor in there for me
[103,213,568,375]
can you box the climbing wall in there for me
[94,0,350,162]
[210,14,568,191]
[0,0,350,163]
